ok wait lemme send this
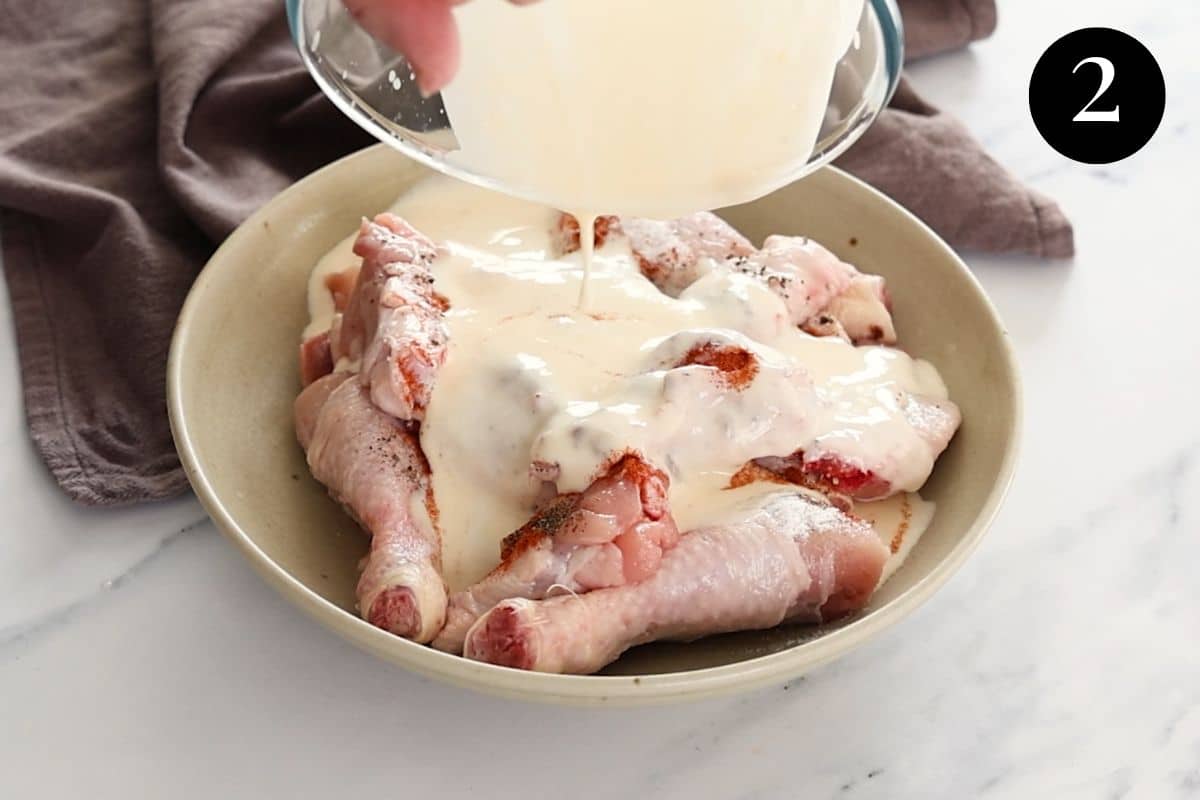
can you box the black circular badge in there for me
[1029,27,1165,164]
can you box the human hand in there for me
[342,0,540,96]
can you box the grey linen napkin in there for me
[0,0,1071,506]
[838,1,1073,257]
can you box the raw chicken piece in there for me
[752,453,892,506]
[298,268,362,387]
[462,490,889,674]
[898,392,962,450]
[556,212,896,345]
[620,214,757,296]
[729,235,856,330]
[530,328,826,511]
[728,237,896,344]
[294,371,351,450]
[324,266,360,313]
[823,274,896,345]
[299,330,334,387]
[556,211,755,296]
[295,375,446,643]
[666,335,761,391]
[332,213,449,421]
[433,455,679,654]
[753,393,962,503]
[536,325,957,507]
[800,313,851,343]
[552,213,618,255]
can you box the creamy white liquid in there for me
[440,0,864,218]
[307,176,948,590]
[857,491,935,585]
[305,232,357,341]
[576,214,596,309]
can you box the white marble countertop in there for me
[3,2,1197,797]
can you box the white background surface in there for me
[2,1,1198,797]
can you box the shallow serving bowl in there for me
[168,144,1020,706]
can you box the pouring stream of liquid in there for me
[576,213,596,309]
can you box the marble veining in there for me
[0,517,208,646]
[2,1,1198,797]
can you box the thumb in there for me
[344,0,461,96]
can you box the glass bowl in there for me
[286,0,904,208]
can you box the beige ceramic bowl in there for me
[168,144,1020,706]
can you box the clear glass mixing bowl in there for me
[286,0,904,207]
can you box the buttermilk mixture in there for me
[441,0,865,266]
[306,175,943,590]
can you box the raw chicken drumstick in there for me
[462,489,889,674]
[433,454,680,653]
[294,213,454,643]
[296,374,447,643]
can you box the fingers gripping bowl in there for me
[168,146,1020,705]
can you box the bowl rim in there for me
[167,143,1023,706]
